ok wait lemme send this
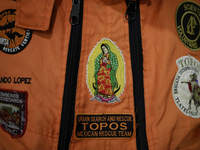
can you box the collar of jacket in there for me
[15,0,55,31]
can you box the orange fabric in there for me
[141,0,200,149]
[15,0,55,31]
[69,0,136,149]
[0,0,72,149]
[0,0,200,150]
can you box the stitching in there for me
[15,139,29,150]
[80,0,89,113]
[27,124,58,132]
[147,125,200,149]
[149,125,200,141]
[122,0,137,149]
[0,143,6,150]
[30,0,41,16]
[18,0,21,27]
[31,0,46,28]
[43,0,52,29]
[18,0,53,29]
[26,124,59,138]
[26,126,59,138]
[140,1,154,149]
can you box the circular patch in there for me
[172,56,200,118]
[176,1,200,51]
[0,9,32,54]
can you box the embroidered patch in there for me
[172,56,200,118]
[0,89,28,137]
[86,38,125,103]
[175,1,200,51]
[76,114,134,138]
[0,9,32,54]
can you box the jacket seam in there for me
[17,0,52,30]
[139,1,152,149]
[27,125,59,138]
[149,125,200,141]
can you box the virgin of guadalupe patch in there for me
[0,89,28,138]
[175,1,200,51]
[86,38,125,103]
[172,56,200,118]
[0,9,32,54]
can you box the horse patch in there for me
[172,56,200,118]
[86,38,125,103]
[0,9,32,54]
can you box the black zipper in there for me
[126,0,149,150]
[58,0,83,149]
[58,0,147,149]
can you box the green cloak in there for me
[94,44,118,95]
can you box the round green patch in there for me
[176,1,200,51]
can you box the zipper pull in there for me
[125,0,137,21]
[69,0,81,25]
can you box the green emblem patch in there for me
[176,1,200,51]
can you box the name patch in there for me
[0,77,31,84]
[76,114,134,138]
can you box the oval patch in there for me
[172,56,200,118]
[86,38,126,104]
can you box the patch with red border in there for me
[0,89,28,138]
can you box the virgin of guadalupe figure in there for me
[91,43,120,103]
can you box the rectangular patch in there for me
[76,114,134,138]
[0,89,28,138]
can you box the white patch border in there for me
[86,38,126,101]
[172,55,200,118]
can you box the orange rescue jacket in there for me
[0,0,200,149]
